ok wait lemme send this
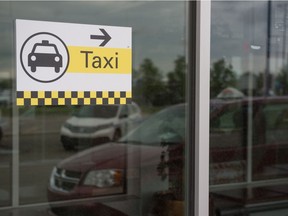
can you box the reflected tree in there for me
[210,59,237,98]
[238,72,259,96]
[139,58,165,106]
[276,67,288,95]
[166,56,186,104]
[134,56,186,106]
[256,72,264,95]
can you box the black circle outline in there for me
[20,32,70,83]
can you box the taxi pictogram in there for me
[28,40,63,73]
[20,32,69,83]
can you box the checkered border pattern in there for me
[16,91,132,106]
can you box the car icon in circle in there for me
[28,40,63,73]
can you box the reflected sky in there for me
[0,1,186,77]
[212,1,288,76]
[1,1,285,78]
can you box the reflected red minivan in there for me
[48,97,288,215]
[48,104,185,215]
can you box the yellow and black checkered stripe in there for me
[16,91,132,106]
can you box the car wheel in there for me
[62,142,75,151]
[31,66,36,72]
[55,67,60,73]
[113,129,121,141]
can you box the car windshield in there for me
[34,45,57,54]
[120,104,186,145]
[74,105,119,118]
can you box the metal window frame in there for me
[187,1,211,216]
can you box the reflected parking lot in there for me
[2,96,287,215]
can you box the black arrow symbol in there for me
[90,28,111,47]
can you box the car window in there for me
[210,104,245,150]
[34,45,57,54]
[119,105,129,117]
[264,103,288,144]
[263,104,288,129]
[275,110,288,129]
[75,105,119,118]
[121,104,185,145]
[210,106,243,131]
[129,104,139,115]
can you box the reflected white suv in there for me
[60,103,141,150]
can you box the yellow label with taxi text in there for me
[67,46,131,74]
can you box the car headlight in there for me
[49,167,57,187]
[55,56,60,62]
[83,169,123,188]
[31,55,36,61]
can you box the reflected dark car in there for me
[48,97,288,215]
[28,40,62,73]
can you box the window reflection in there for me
[210,1,288,215]
[0,1,187,216]
[0,5,13,207]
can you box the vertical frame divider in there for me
[12,2,20,208]
[186,1,196,216]
[188,1,211,216]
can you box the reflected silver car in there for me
[60,103,142,150]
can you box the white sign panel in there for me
[16,19,132,106]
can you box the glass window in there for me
[210,1,288,215]
[0,1,190,216]
[0,2,13,208]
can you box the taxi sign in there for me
[16,19,132,106]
